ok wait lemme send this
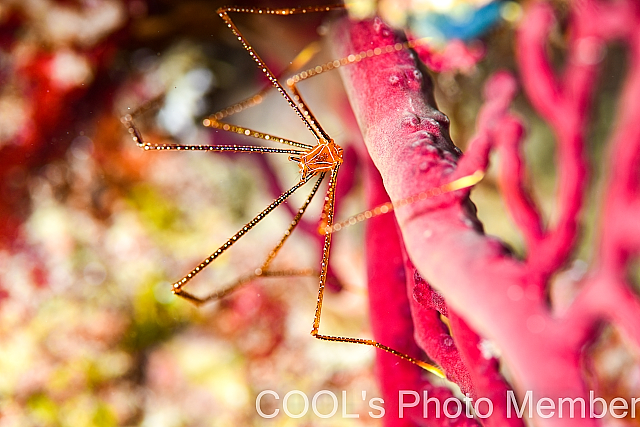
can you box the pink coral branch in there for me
[404,263,474,394]
[447,312,524,427]
[461,72,545,249]
[563,4,640,353]
[514,3,561,124]
[494,116,544,248]
[405,265,523,427]
[517,1,596,278]
[331,15,548,424]
[364,153,479,427]
[331,1,640,426]
[597,19,640,272]
[330,6,639,425]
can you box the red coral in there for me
[364,152,480,427]
[332,1,640,425]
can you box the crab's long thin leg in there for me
[286,37,434,88]
[122,110,309,154]
[171,171,323,302]
[174,172,326,305]
[308,165,446,378]
[203,42,324,150]
[122,39,328,153]
[326,170,486,233]
[283,36,442,144]
[217,4,346,143]
[258,172,327,273]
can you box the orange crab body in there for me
[297,139,343,180]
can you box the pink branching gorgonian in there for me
[331,0,640,426]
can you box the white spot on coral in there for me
[389,74,401,85]
[478,339,501,359]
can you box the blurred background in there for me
[0,0,635,426]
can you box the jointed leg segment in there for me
[122,111,307,155]
[307,165,446,378]
[216,4,346,143]
[172,172,325,305]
